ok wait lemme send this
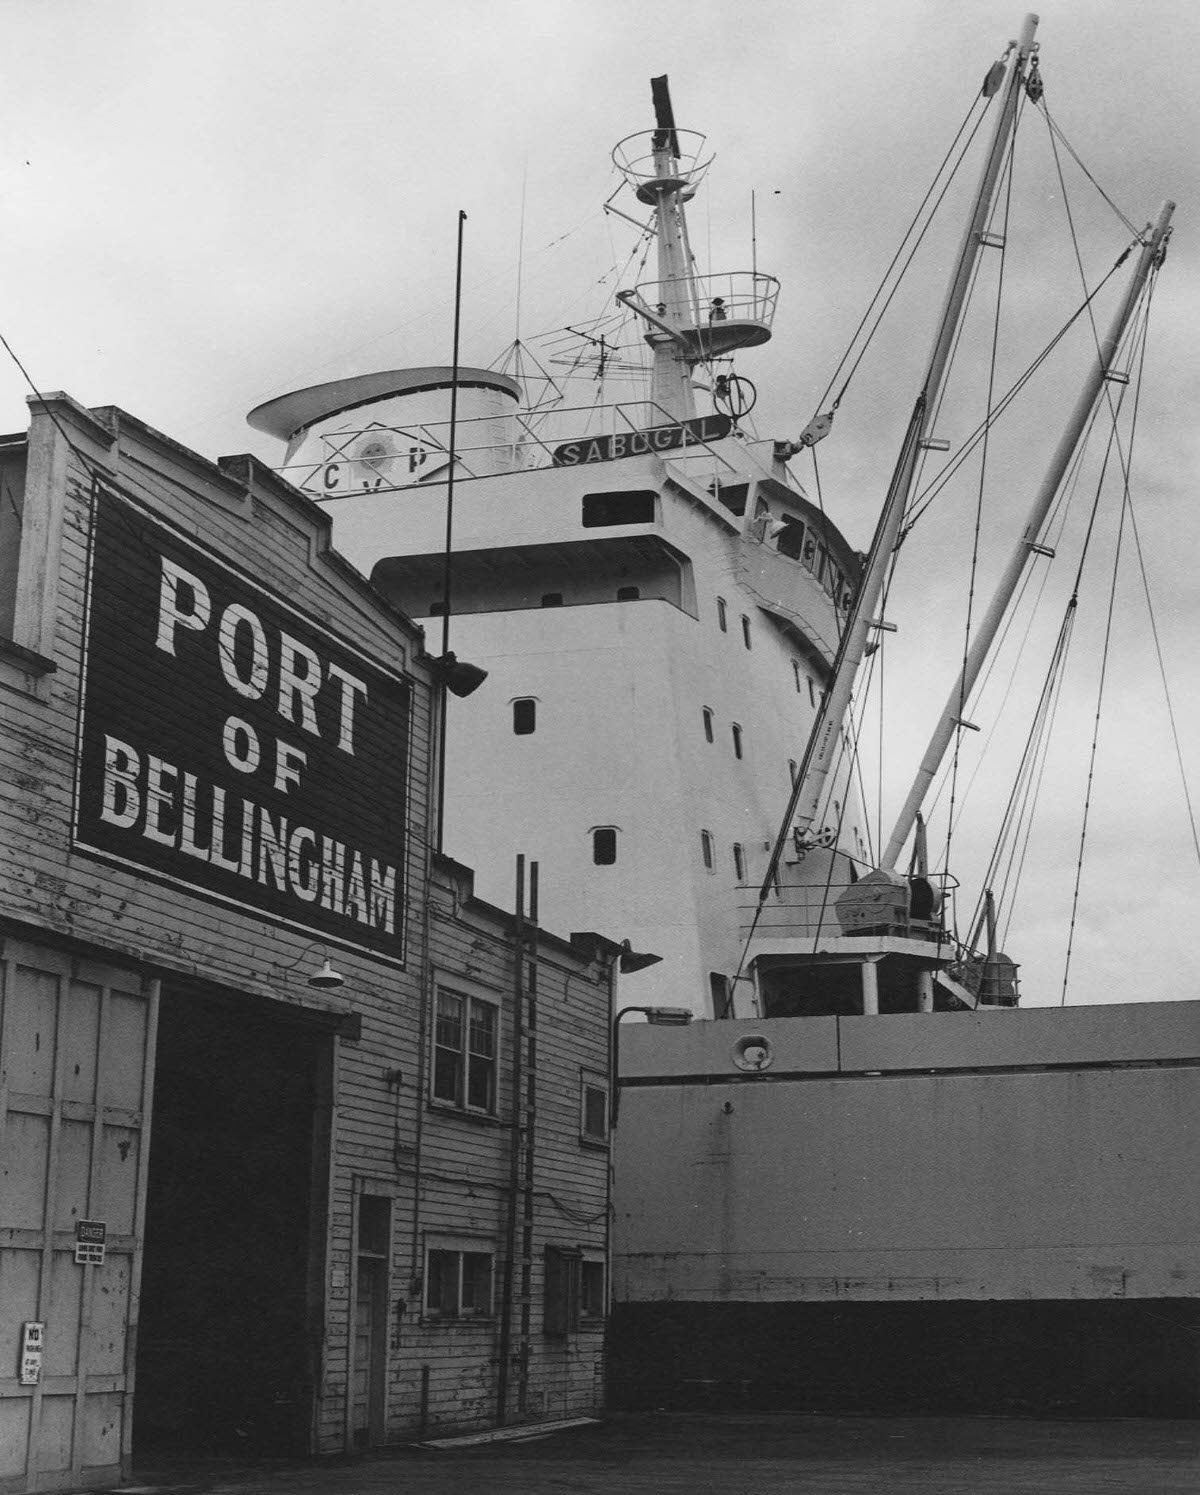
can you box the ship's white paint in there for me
[245,88,891,1018]
[310,427,865,1015]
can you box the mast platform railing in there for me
[626,270,780,333]
[611,128,713,199]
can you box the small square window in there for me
[616,585,640,601]
[593,827,617,865]
[513,697,536,735]
[541,592,564,607]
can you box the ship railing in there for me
[627,270,780,332]
[738,885,952,947]
[274,396,747,497]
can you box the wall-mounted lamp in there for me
[618,939,663,974]
[276,943,346,990]
[430,650,489,699]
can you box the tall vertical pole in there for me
[497,853,525,1423]
[434,210,467,853]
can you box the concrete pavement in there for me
[124,1412,1200,1495]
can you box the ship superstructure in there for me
[248,30,1170,1022]
[248,78,867,1017]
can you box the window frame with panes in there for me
[424,1240,495,1319]
[431,984,500,1116]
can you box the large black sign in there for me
[74,481,412,962]
[552,413,731,467]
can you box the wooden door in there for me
[0,940,157,1494]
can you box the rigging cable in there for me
[1057,279,1161,1003]
[901,242,1136,534]
[998,627,1075,950]
[810,85,994,420]
[1035,99,1140,237]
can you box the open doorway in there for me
[134,983,333,1456]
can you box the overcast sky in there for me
[3,0,1197,1007]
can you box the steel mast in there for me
[779,16,1040,861]
[881,198,1175,870]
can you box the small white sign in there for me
[20,1322,44,1385]
[74,1219,107,1267]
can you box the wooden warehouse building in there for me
[0,392,615,1492]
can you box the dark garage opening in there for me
[134,983,333,1456]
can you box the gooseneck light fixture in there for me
[611,1002,692,1125]
[275,942,346,990]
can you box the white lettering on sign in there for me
[98,736,397,934]
[218,604,270,698]
[154,559,370,757]
[273,740,308,794]
[156,559,211,653]
[223,717,261,774]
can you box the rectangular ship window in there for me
[581,491,657,527]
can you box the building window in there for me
[433,990,498,1114]
[732,843,746,881]
[741,615,752,649]
[580,1071,609,1144]
[581,1259,605,1320]
[732,723,743,759]
[717,597,728,632]
[358,1193,390,1258]
[700,830,714,871]
[616,585,640,601]
[541,592,564,607]
[807,676,816,707]
[426,1245,494,1318]
[512,697,536,735]
[788,759,798,786]
[429,599,446,616]
[592,826,617,865]
[702,706,714,743]
[544,1246,582,1338]
[792,659,802,692]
